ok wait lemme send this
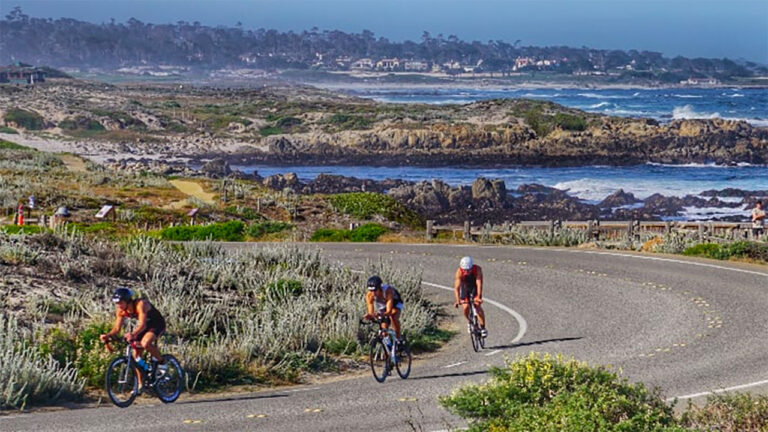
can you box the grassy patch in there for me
[328,192,424,229]
[325,113,373,131]
[259,126,283,136]
[159,220,246,241]
[683,241,768,261]
[406,328,455,353]
[310,223,387,242]
[58,116,105,132]
[2,225,47,235]
[0,126,18,134]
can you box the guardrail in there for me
[425,219,763,243]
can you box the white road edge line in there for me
[669,379,768,402]
[485,349,502,357]
[443,361,467,369]
[421,281,528,346]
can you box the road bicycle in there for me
[458,295,486,352]
[103,338,184,408]
[361,316,411,383]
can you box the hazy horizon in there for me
[1,0,766,63]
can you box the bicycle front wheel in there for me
[470,316,480,352]
[155,354,184,403]
[369,339,390,383]
[395,343,412,379]
[106,357,138,408]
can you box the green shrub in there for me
[553,113,587,131]
[0,126,18,134]
[349,223,387,242]
[159,221,246,242]
[259,126,283,136]
[58,116,105,132]
[74,321,113,387]
[38,327,77,367]
[0,139,29,150]
[326,113,373,130]
[4,108,46,130]
[682,241,768,262]
[247,220,293,238]
[328,192,424,229]
[265,278,304,300]
[224,205,263,221]
[275,116,302,128]
[525,108,550,138]
[324,337,358,356]
[440,353,682,432]
[310,223,387,242]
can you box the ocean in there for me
[240,87,767,220]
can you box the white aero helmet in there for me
[459,256,473,270]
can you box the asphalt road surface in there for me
[3,243,768,432]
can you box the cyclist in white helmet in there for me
[454,256,487,337]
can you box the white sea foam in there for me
[577,92,627,99]
[672,104,721,120]
[680,205,749,221]
[588,102,612,109]
[672,94,704,99]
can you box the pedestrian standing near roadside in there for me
[752,201,765,240]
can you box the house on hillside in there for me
[0,62,46,84]
[376,58,401,70]
[351,58,374,70]
[404,60,428,71]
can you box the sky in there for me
[2,0,767,63]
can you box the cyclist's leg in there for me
[476,304,487,329]
[140,331,164,364]
[461,302,471,320]
[391,308,402,340]
[131,344,146,388]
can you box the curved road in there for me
[3,243,768,431]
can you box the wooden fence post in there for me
[698,223,705,242]
[426,220,434,241]
[665,221,672,236]
[464,221,471,242]
[626,220,634,240]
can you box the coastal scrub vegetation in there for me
[3,108,46,130]
[682,241,768,262]
[0,230,441,407]
[310,223,388,242]
[328,192,424,229]
[441,353,768,432]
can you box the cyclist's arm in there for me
[453,268,461,304]
[364,291,376,318]
[476,266,484,300]
[101,311,125,341]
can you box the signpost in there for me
[95,205,116,222]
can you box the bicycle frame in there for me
[106,340,151,385]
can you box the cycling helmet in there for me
[366,275,383,291]
[459,256,473,271]
[112,287,134,303]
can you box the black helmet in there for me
[366,275,383,291]
[112,287,134,303]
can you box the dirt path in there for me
[59,154,88,173]
[165,179,217,209]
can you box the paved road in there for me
[4,243,768,431]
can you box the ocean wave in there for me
[680,205,749,221]
[587,101,612,109]
[672,94,704,99]
[672,104,720,120]
[577,92,627,99]
[728,93,745,98]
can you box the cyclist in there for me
[362,275,404,343]
[100,287,167,389]
[454,256,488,337]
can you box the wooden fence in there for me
[425,219,763,243]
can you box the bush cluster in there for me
[683,241,768,261]
[4,108,46,130]
[159,220,246,241]
[310,223,387,242]
[441,353,768,432]
[328,192,424,229]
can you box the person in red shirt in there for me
[453,256,487,337]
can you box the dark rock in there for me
[599,189,641,208]
[200,158,232,178]
[263,172,303,191]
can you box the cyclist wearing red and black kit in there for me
[453,256,488,337]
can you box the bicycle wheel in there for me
[154,354,184,403]
[369,339,390,383]
[395,343,412,379]
[470,316,480,352]
[105,357,138,408]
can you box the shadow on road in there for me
[488,336,583,351]
[410,369,489,381]
[178,393,289,406]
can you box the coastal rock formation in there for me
[263,172,302,191]
[200,158,232,178]
[599,189,641,208]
